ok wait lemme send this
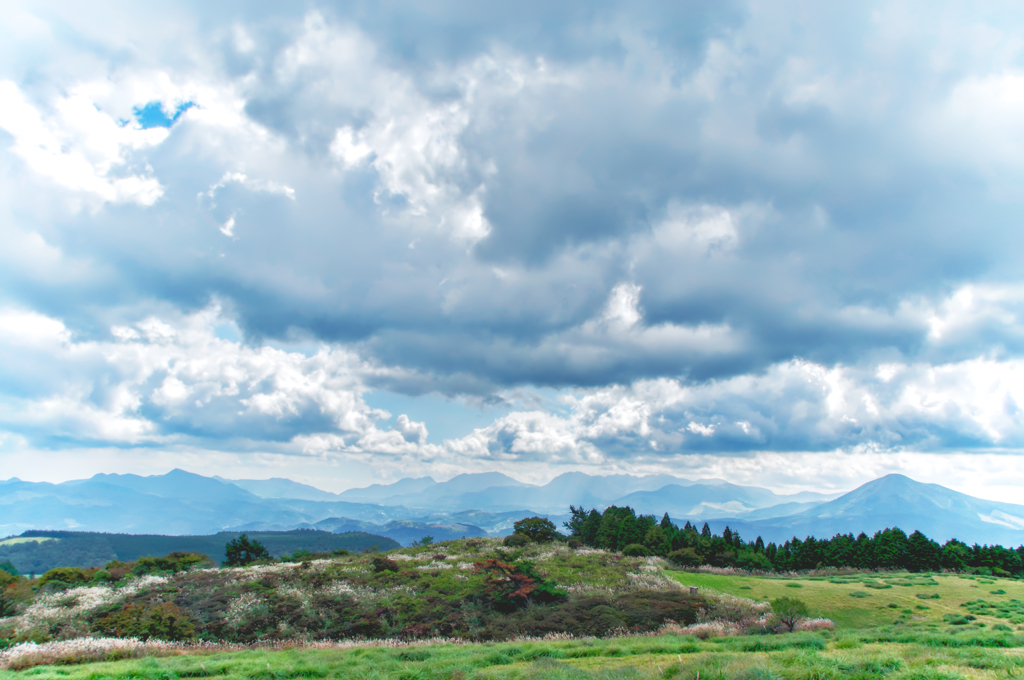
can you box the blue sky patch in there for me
[133,101,194,129]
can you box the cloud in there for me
[1,2,1024,486]
[0,81,165,205]
[0,304,433,456]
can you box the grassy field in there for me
[667,570,1024,631]
[5,550,1024,679]
[3,631,1024,679]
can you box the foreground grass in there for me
[4,632,1024,680]
[668,570,1024,631]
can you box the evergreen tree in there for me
[224,534,270,567]
[617,513,645,550]
[564,506,590,537]
[701,523,712,539]
[643,526,671,557]
[906,530,942,572]
[596,508,623,549]
[582,509,602,546]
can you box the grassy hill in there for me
[4,538,1024,677]
[0,538,709,648]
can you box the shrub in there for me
[0,571,18,617]
[0,561,17,577]
[849,590,871,598]
[479,590,703,639]
[667,548,702,567]
[771,596,809,631]
[512,517,559,543]
[567,538,583,549]
[371,556,399,573]
[134,552,213,574]
[916,592,941,599]
[38,567,93,589]
[622,544,649,557]
[93,601,196,641]
[475,559,566,611]
[503,533,532,548]
[91,569,114,583]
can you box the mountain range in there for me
[2,469,1023,548]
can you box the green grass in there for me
[4,633,1024,679]
[7,549,1024,679]
[667,570,1024,631]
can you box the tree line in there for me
[564,505,1024,575]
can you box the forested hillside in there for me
[564,505,1024,575]
[0,531,398,575]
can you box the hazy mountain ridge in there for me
[3,470,1023,548]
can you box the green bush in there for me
[771,596,809,631]
[479,590,703,639]
[849,590,871,598]
[134,551,213,574]
[667,548,701,567]
[38,566,93,589]
[93,601,195,641]
[371,556,399,573]
[503,533,532,548]
[622,543,649,557]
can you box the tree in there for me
[564,506,590,537]
[643,526,671,557]
[771,596,809,631]
[581,509,602,546]
[701,523,712,539]
[596,510,623,550]
[907,530,941,572]
[512,516,559,543]
[224,534,271,566]
[418,535,434,546]
[617,513,645,550]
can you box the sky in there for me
[1,1,1024,501]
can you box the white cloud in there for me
[0,304,429,454]
[0,309,71,347]
[220,215,236,238]
[203,172,296,202]
[0,81,165,205]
